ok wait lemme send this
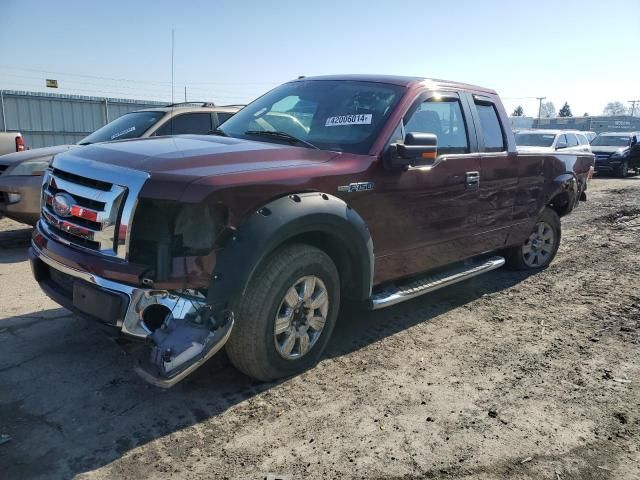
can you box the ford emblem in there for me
[52,193,74,218]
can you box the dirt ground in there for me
[1,176,639,480]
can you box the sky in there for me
[1,0,639,117]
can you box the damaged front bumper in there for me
[30,240,233,388]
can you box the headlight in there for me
[6,159,50,176]
[611,148,630,159]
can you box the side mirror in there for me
[388,132,438,168]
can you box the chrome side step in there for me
[369,256,505,310]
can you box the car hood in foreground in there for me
[0,144,75,167]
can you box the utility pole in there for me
[184,86,187,102]
[536,96,546,120]
[628,100,640,117]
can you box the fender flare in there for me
[207,192,374,313]
[544,173,578,217]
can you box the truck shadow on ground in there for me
[0,226,32,263]
[0,268,534,478]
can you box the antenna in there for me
[171,29,175,105]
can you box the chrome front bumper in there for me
[31,240,205,339]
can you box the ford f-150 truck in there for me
[29,75,594,387]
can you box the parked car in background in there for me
[582,131,597,143]
[515,129,592,153]
[29,74,593,387]
[0,131,26,156]
[0,103,241,225]
[591,132,640,177]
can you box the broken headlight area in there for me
[125,288,234,388]
[129,199,229,282]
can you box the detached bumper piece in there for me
[135,312,234,389]
[30,237,234,388]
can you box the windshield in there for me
[78,111,165,145]
[515,132,556,147]
[591,135,631,147]
[218,80,405,154]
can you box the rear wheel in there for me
[505,207,561,270]
[226,243,340,381]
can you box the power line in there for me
[0,64,282,87]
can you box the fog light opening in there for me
[141,304,172,333]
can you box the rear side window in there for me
[566,133,578,147]
[404,100,469,155]
[215,112,234,126]
[576,133,588,145]
[156,113,213,136]
[475,102,505,152]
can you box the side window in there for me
[215,112,234,126]
[576,134,588,145]
[556,134,567,148]
[155,113,212,136]
[474,102,506,152]
[404,99,469,155]
[566,133,578,147]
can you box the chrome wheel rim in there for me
[274,276,329,360]
[522,221,555,267]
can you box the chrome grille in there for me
[41,170,127,256]
[39,155,150,260]
[595,153,611,162]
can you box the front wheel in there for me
[618,160,629,178]
[505,207,561,270]
[226,243,340,381]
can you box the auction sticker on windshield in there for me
[111,126,136,139]
[325,114,372,127]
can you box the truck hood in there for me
[590,146,627,155]
[0,144,75,167]
[53,135,338,200]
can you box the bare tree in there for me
[540,101,556,118]
[602,101,629,116]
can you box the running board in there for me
[369,256,505,310]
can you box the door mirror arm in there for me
[386,132,438,169]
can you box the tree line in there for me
[511,101,636,118]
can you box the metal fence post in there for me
[0,90,6,132]
[104,98,109,125]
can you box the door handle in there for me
[465,171,480,189]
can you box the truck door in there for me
[464,94,519,253]
[374,92,482,279]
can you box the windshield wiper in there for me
[77,141,93,146]
[244,130,318,149]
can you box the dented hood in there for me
[57,135,334,175]
[52,135,338,200]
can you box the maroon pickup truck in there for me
[29,75,593,387]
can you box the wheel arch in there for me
[207,192,374,316]
[545,173,578,218]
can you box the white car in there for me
[0,131,25,156]
[515,129,592,154]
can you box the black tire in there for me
[225,243,340,381]
[505,207,561,270]
[618,160,629,178]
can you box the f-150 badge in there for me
[337,182,375,193]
